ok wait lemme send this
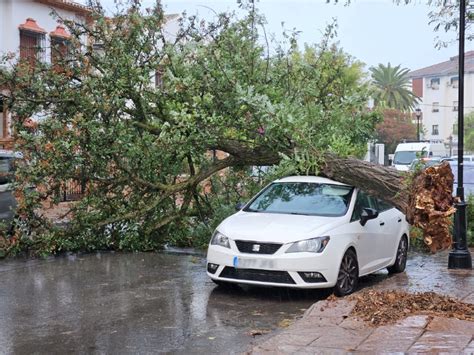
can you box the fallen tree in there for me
[321,156,456,252]
[0,1,456,255]
[207,140,456,252]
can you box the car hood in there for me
[217,211,348,244]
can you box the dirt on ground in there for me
[347,290,474,326]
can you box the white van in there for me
[393,142,447,171]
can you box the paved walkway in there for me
[250,250,474,354]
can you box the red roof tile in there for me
[33,0,91,15]
[18,18,47,34]
[409,51,474,78]
[50,25,70,39]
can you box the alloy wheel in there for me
[335,250,358,296]
[396,237,408,268]
[387,236,408,274]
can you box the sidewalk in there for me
[250,250,474,354]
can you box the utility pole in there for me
[448,0,472,269]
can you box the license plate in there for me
[233,256,274,269]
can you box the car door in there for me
[349,190,385,275]
[376,199,403,264]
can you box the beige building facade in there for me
[409,51,474,155]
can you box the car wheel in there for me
[334,249,359,297]
[387,235,408,274]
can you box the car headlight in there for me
[210,231,230,249]
[285,236,330,253]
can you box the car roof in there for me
[395,142,429,151]
[275,175,351,186]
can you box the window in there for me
[377,199,393,212]
[432,102,440,112]
[453,101,458,111]
[430,78,440,89]
[351,191,377,222]
[155,67,164,88]
[394,150,427,165]
[432,125,439,135]
[451,76,459,88]
[51,37,70,65]
[19,31,45,65]
[50,26,71,66]
[18,19,46,66]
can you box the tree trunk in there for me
[319,155,455,252]
[213,141,456,252]
[320,153,408,211]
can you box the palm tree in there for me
[370,63,420,112]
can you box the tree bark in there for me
[320,155,455,252]
[211,140,456,252]
[320,153,408,212]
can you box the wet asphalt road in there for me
[2,249,444,354]
[0,252,340,354]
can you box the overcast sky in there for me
[81,0,474,71]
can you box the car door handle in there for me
[380,221,385,226]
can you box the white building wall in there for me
[0,0,87,63]
[162,16,180,43]
[418,73,474,151]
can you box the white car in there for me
[206,176,410,296]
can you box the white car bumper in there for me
[206,244,340,289]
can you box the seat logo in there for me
[252,244,260,252]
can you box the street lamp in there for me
[415,107,422,141]
[448,0,472,269]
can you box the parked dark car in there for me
[450,161,474,196]
[0,150,20,226]
[409,157,443,171]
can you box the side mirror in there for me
[235,202,246,211]
[360,208,379,226]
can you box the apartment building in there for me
[409,51,474,154]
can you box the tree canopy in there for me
[375,109,417,154]
[0,1,381,254]
[370,63,419,112]
[454,112,474,153]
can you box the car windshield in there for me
[244,182,354,216]
[394,151,427,165]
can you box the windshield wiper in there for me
[244,208,261,213]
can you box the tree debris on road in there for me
[349,290,474,326]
